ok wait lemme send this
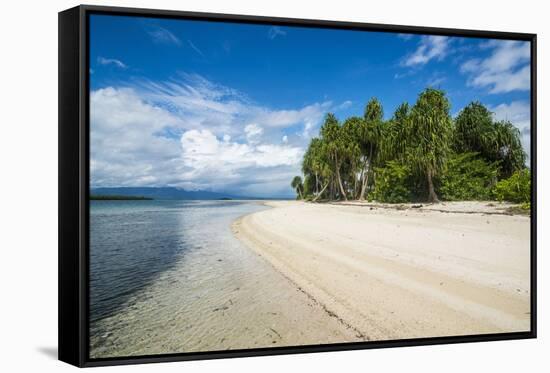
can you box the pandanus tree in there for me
[454,101,526,177]
[358,98,384,200]
[453,101,494,154]
[408,88,453,203]
[291,176,304,200]
[320,113,348,200]
[341,117,363,197]
[380,102,410,164]
[490,120,526,177]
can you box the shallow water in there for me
[89,200,357,358]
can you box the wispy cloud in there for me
[402,35,450,67]
[397,33,414,41]
[147,26,181,46]
[426,72,446,87]
[97,57,127,69]
[268,26,287,40]
[334,100,353,111]
[460,40,530,94]
[187,40,205,57]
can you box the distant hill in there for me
[90,187,254,200]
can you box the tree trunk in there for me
[298,188,303,200]
[330,177,335,200]
[357,160,365,199]
[313,182,329,202]
[359,159,369,200]
[315,172,319,195]
[336,165,347,201]
[427,168,439,203]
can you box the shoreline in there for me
[232,200,530,341]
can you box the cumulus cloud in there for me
[460,40,530,93]
[90,74,335,197]
[97,57,127,69]
[244,123,263,143]
[402,36,450,67]
[181,129,302,170]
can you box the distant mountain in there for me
[90,187,254,200]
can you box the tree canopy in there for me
[291,88,528,204]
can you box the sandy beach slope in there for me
[232,201,531,341]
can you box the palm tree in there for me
[408,88,453,203]
[358,98,384,200]
[454,101,526,178]
[320,113,348,200]
[453,101,493,154]
[342,117,363,197]
[291,176,304,200]
[490,120,526,177]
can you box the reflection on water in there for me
[90,200,254,324]
[89,200,358,358]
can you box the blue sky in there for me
[89,14,531,198]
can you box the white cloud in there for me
[90,87,185,187]
[244,123,263,143]
[90,74,332,196]
[148,26,181,46]
[402,36,450,67]
[490,100,531,160]
[97,57,127,69]
[268,26,286,39]
[460,40,530,93]
[181,129,301,169]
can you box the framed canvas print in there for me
[58,4,537,367]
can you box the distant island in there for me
[90,187,280,201]
[90,195,153,200]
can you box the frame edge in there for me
[58,5,85,368]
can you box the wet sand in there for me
[232,201,531,341]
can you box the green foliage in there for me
[293,91,528,204]
[438,153,499,201]
[492,169,531,203]
[303,175,316,197]
[372,161,413,203]
[453,102,526,178]
[408,88,453,175]
[453,101,494,154]
[291,175,304,199]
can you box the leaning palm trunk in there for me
[312,182,329,202]
[335,157,348,201]
[315,173,319,195]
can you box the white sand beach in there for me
[232,201,531,341]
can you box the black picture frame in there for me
[59,4,537,367]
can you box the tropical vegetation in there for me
[291,88,530,206]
